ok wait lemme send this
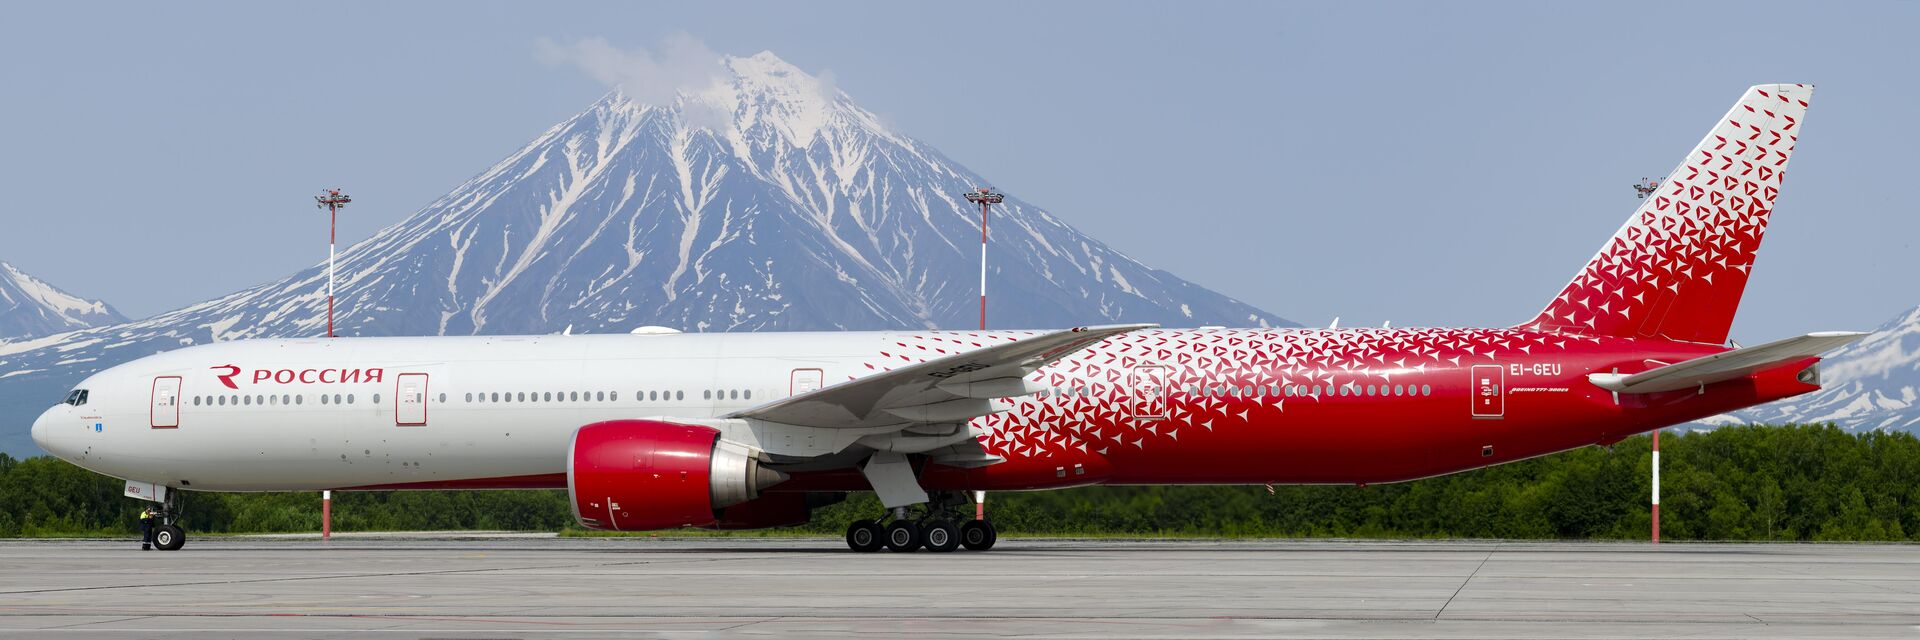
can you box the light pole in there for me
[964,188,1003,330]
[313,188,350,542]
[314,189,351,338]
[963,187,1003,522]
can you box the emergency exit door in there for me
[396,373,429,426]
[150,376,181,429]
[791,368,824,396]
[1131,366,1168,423]
[1470,365,1504,419]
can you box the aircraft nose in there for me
[30,408,51,451]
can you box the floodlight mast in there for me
[963,188,1004,331]
[963,187,1004,522]
[314,189,351,339]
[312,188,350,542]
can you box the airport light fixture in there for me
[314,189,351,339]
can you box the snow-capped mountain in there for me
[1715,304,1920,432]
[0,51,1290,455]
[0,261,124,341]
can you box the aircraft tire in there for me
[960,520,996,551]
[154,524,186,551]
[845,520,884,552]
[923,520,961,553]
[883,520,922,552]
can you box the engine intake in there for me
[568,420,788,531]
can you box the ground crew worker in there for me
[139,506,156,550]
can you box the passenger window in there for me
[650,391,659,401]
[372,394,380,404]
[744,389,751,400]
[320,395,328,405]
[335,394,344,405]
[1422,384,1432,396]
[676,390,684,401]
[283,394,291,405]
[346,394,355,405]
[295,395,303,405]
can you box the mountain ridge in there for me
[0,261,125,341]
[0,51,1292,456]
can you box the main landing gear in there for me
[844,492,996,553]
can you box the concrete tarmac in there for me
[0,536,1916,638]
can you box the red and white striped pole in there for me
[314,189,351,339]
[965,188,1001,329]
[1651,429,1661,545]
[312,190,350,542]
[963,188,1003,522]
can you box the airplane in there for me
[31,84,1859,553]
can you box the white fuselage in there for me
[31,331,989,491]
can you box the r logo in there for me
[211,365,240,390]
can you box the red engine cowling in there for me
[568,420,787,531]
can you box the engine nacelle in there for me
[568,420,788,531]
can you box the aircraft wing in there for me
[1588,331,1867,394]
[725,323,1155,429]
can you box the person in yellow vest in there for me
[139,506,157,551]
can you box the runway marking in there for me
[0,555,737,597]
[1434,544,1495,619]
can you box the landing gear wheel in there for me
[960,520,997,551]
[154,524,186,551]
[883,520,922,552]
[845,520,884,553]
[923,520,961,553]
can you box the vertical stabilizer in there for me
[1525,84,1812,344]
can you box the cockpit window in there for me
[64,389,89,406]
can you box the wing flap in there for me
[1588,331,1866,394]
[727,324,1154,429]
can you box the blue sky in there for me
[1,1,1913,339]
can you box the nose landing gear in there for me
[140,487,187,551]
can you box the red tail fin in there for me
[1525,84,1813,344]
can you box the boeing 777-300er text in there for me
[32,84,1859,552]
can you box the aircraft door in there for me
[396,373,428,426]
[1470,365,1504,419]
[150,376,181,428]
[790,368,823,396]
[1131,366,1168,423]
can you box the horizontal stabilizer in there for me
[1588,331,1865,394]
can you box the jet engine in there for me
[568,420,788,531]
